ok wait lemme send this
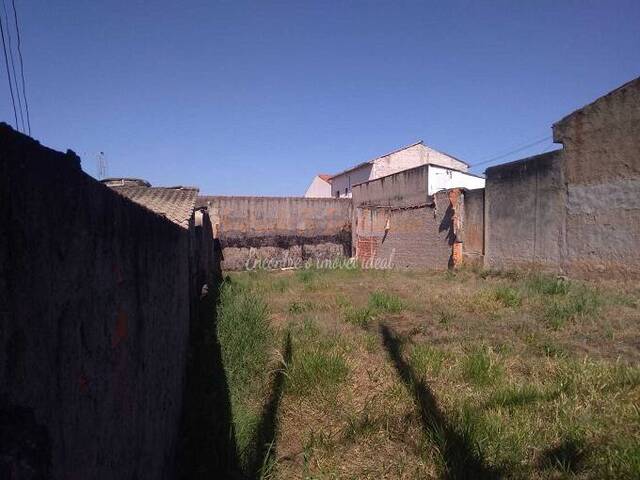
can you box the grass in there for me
[544,286,602,329]
[462,347,503,385]
[410,344,445,377]
[216,279,273,469]
[215,267,640,479]
[492,286,522,307]
[368,290,405,312]
[286,348,349,397]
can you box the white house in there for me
[304,174,332,198]
[329,141,470,198]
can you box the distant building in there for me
[304,174,332,198]
[329,141,470,198]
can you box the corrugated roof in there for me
[318,174,332,182]
[109,185,199,229]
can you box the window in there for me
[335,190,340,198]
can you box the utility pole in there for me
[96,151,107,179]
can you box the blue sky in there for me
[2,1,638,195]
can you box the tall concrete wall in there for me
[197,196,352,270]
[0,125,206,479]
[484,151,566,271]
[553,77,640,277]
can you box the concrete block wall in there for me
[0,125,202,479]
[484,151,566,271]
[197,196,352,270]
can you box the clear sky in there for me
[2,1,638,195]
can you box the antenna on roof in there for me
[96,151,108,180]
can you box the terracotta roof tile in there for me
[109,185,199,229]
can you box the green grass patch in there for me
[544,286,602,329]
[288,300,315,314]
[343,306,375,327]
[287,348,349,397]
[410,344,445,376]
[492,286,522,307]
[368,290,404,313]
[462,347,503,386]
[217,280,273,466]
[526,273,570,296]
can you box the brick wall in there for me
[352,167,464,269]
[0,125,214,479]
[197,196,352,270]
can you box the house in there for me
[304,174,332,198]
[329,140,470,198]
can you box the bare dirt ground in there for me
[221,267,640,479]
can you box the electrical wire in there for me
[0,5,18,129]
[11,0,29,134]
[2,0,24,131]
[470,135,552,167]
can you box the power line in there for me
[470,135,552,167]
[0,5,18,129]
[2,0,24,132]
[11,0,29,134]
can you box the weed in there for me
[410,344,445,376]
[541,341,567,358]
[369,290,404,313]
[462,347,503,386]
[527,273,570,296]
[435,307,456,325]
[287,349,349,396]
[486,384,550,409]
[271,277,290,293]
[288,300,314,314]
[296,268,316,284]
[493,286,522,307]
[544,286,602,329]
[344,306,374,327]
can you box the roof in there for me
[352,163,485,189]
[101,177,151,187]
[108,185,199,229]
[329,140,469,179]
[317,174,332,183]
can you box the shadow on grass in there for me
[538,437,586,475]
[177,283,242,479]
[380,324,501,480]
[248,332,292,479]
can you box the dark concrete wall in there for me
[197,196,352,270]
[553,77,640,277]
[352,168,460,269]
[0,125,203,479]
[484,151,566,271]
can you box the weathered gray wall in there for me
[553,77,640,277]
[0,125,202,479]
[462,188,484,262]
[484,77,640,277]
[352,167,460,269]
[484,151,566,271]
[197,196,352,270]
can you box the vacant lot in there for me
[216,267,640,479]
